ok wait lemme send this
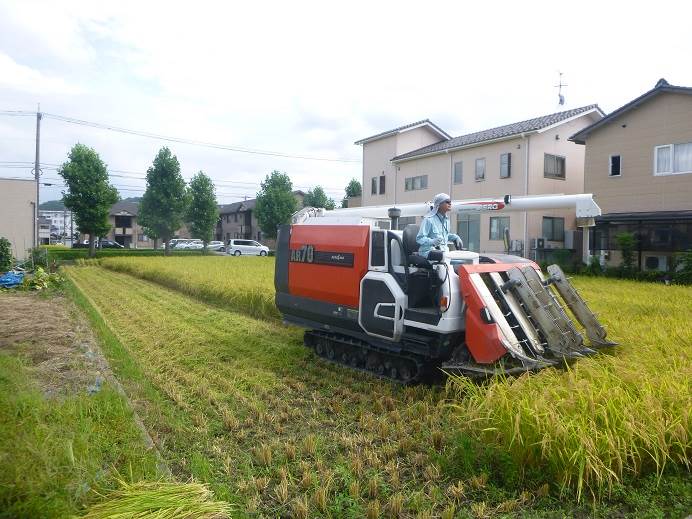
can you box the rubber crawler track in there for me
[304,330,427,384]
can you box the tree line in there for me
[57,144,362,257]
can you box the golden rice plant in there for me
[448,277,692,498]
[99,256,279,320]
[80,479,232,518]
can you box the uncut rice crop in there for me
[99,256,278,320]
[448,277,692,498]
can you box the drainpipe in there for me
[522,133,530,258]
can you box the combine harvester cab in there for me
[275,194,615,383]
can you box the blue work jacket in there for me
[416,213,460,258]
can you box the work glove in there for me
[455,238,464,250]
[432,237,444,247]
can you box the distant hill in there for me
[39,197,142,212]
[39,199,65,211]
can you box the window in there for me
[609,155,621,176]
[234,213,238,222]
[500,153,511,178]
[404,175,428,191]
[457,213,480,252]
[371,177,377,195]
[453,161,463,184]
[379,175,386,195]
[475,158,486,181]
[544,153,566,179]
[115,215,132,228]
[371,230,385,266]
[654,143,692,175]
[542,217,565,241]
[489,216,510,240]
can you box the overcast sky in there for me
[1,0,691,205]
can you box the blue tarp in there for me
[0,271,25,288]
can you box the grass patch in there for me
[63,266,692,516]
[0,354,161,518]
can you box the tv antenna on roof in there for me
[555,71,567,106]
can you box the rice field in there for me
[65,258,692,513]
[449,276,692,498]
[99,256,278,320]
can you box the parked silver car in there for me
[227,239,269,256]
[206,241,226,252]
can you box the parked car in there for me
[99,239,124,249]
[227,239,269,256]
[186,239,204,250]
[72,239,124,249]
[207,241,225,252]
[167,239,191,249]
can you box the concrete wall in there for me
[583,92,692,214]
[0,179,36,260]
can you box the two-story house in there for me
[570,79,692,272]
[356,107,604,257]
[216,191,305,248]
[106,201,148,248]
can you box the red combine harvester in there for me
[274,194,615,383]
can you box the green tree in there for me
[58,144,119,258]
[341,178,362,208]
[187,171,219,253]
[138,148,188,256]
[0,237,12,272]
[255,171,298,239]
[615,231,637,274]
[303,186,335,210]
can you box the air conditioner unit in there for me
[644,255,667,271]
[531,238,545,250]
[509,239,523,252]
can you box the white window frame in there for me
[475,158,486,182]
[453,161,463,184]
[500,153,511,179]
[544,153,566,179]
[609,154,622,177]
[404,175,428,191]
[654,143,692,176]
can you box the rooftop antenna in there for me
[555,71,567,106]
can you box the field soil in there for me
[0,292,110,397]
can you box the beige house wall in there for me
[583,92,692,214]
[0,179,36,260]
[373,112,599,254]
[362,127,443,207]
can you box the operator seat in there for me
[402,224,431,269]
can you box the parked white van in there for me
[227,239,269,256]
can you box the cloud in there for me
[0,52,84,95]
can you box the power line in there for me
[41,112,361,163]
[0,110,35,116]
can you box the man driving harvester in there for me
[416,193,463,258]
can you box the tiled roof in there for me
[110,201,139,216]
[392,105,602,162]
[570,79,692,144]
[354,119,451,145]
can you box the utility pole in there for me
[34,106,42,248]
